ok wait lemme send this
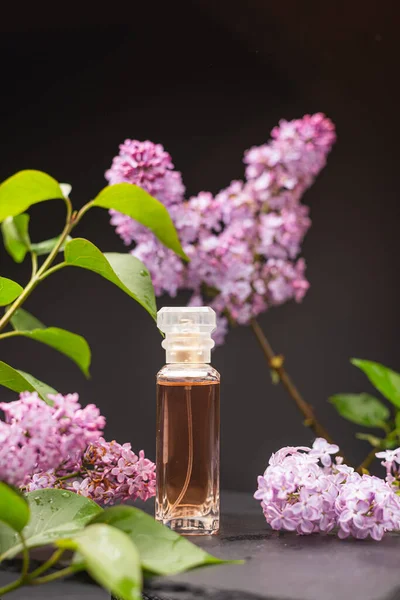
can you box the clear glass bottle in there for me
[156,307,220,535]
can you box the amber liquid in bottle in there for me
[156,367,220,535]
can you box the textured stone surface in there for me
[2,492,400,599]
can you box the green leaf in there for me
[1,214,31,263]
[355,433,383,447]
[0,170,64,222]
[64,238,157,321]
[351,358,400,408]
[91,506,234,576]
[0,277,23,306]
[92,183,188,260]
[14,327,91,377]
[8,310,90,376]
[329,393,390,428]
[57,524,142,600]
[10,308,46,331]
[0,489,102,562]
[0,483,30,533]
[31,235,72,256]
[0,360,57,403]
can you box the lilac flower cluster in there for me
[65,439,156,504]
[0,392,104,487]
[0,391,155,505]
[107,114,336,343]
[254,439,400,540]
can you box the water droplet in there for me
[62,492,70,498]
[139,270,148,277]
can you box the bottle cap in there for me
[157,307,216,363]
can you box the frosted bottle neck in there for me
[161,333,214,364]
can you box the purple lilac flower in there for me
[107,115,336,344]
[106,139,185,247]
[105,139,185,207]
[335,472,400,540]
[0,391,92,487]
[1,391,156,506]
[377,448,400,488]
[254,439,400,540]
[309,437,340,467]
[62,439,156,505]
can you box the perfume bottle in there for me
[156,306,220,535]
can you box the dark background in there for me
[1,1,399,491]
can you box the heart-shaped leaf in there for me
[91,506,232,576]
[31,235,73,256]
[1,214,31,263]
[0,170,64,222]
[57,523,142,600]
[13,327,91,377]
[0,277,23,306]
[0,360,57,403]
[64,238,157,321]
[0,483,30,533]
[330,393,390,428]
[351,358,400,408]
[0,489,102,562]
[10,308,46,331]
[92,183,188,260]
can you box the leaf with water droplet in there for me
[57,524,142,600]
[91,506,240,575]
[0,489,102,562]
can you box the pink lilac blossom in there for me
[63,439,156,505]
[254,439,400,540]
[107,114,336,344]
[0,391,155,506]
[0,391,104,487]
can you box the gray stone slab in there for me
[2,492,400,600]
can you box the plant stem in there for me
[27,549,65,580]
[356,429,399,473]
[0,275,40,333]
[250,318,338,445]
[0,534,30,596]
[0,576,24,595]
[357,447,377,473]
[35,198,72,279]
[0,549,73,595]
[30,565,77,585]
[31,252,38,277]
[38,262,67,281]
[74,201,94,226]
[57,471,82,481]
[0,330,21,340]
[20,533,29,579]
[0,197,73,334]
